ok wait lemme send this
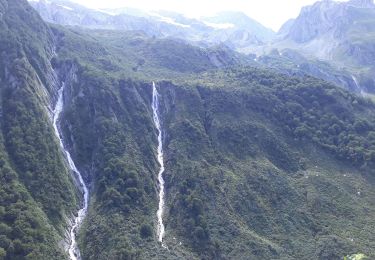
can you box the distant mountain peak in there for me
[281,0,375,44]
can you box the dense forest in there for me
[0,0,374,259]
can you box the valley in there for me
[0,0,374,259]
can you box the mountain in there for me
[29,0,365,94]
[275,0,375,93]
[1,0,375,259]
[202,11,275,42]
[31,0,375,95]
[28,0,275,50]
[30,0,375,96]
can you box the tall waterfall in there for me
[152,82,167,248]
[52,84,89,260]
[352,75,365,95]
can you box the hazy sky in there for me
[67,0,347,31]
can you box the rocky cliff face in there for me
[348,0,375,8]
[275,0,375,93]
[285,0,352,43]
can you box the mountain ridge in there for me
[28,0,276,49]
[0,0,374,259]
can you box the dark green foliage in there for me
[80,213,141,260]
[140,224,153,239]
[2,83,77,226]
[190,68,375,169]
[56,63,162,258]
[158,74,375,259]
[0,0,79,258]
[0,0,55,93]
[1,1,375,259]
[0,135,66,259]
[56,25,375,257]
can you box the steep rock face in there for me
[285,0,351,43]
[281,0,375,52]
[276,0,375,93]
[277,18,295,37]
[284,0,373,44]
[0,0,60,103]
[348,0,375,8]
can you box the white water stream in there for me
[351,75,365,95]
[152,82,167,248]
[52,84,89,260]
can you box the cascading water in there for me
[351,75,365,95]
[52,83,89,260]
[152,82,167,248]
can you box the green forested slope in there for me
[0,0,78,258]
[54,26,375,258]
[1,0,375,259]
[57,68,162,258]
[157,70,375,259]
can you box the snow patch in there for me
[56,4,74,11]
[95,9,116,16]
[150,12,191,28]
[203,21,235,29]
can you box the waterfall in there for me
[52,83,89,260]
[351,75,365,95]
[151,82,167,248]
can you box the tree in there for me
[140,224,153,239]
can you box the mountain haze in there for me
[29,0,275,50]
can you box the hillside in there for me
[51,7,375,260]
[0,0,79,258]
[0,0,375,259]
[30,0,375,97]
[274,0,375,93]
